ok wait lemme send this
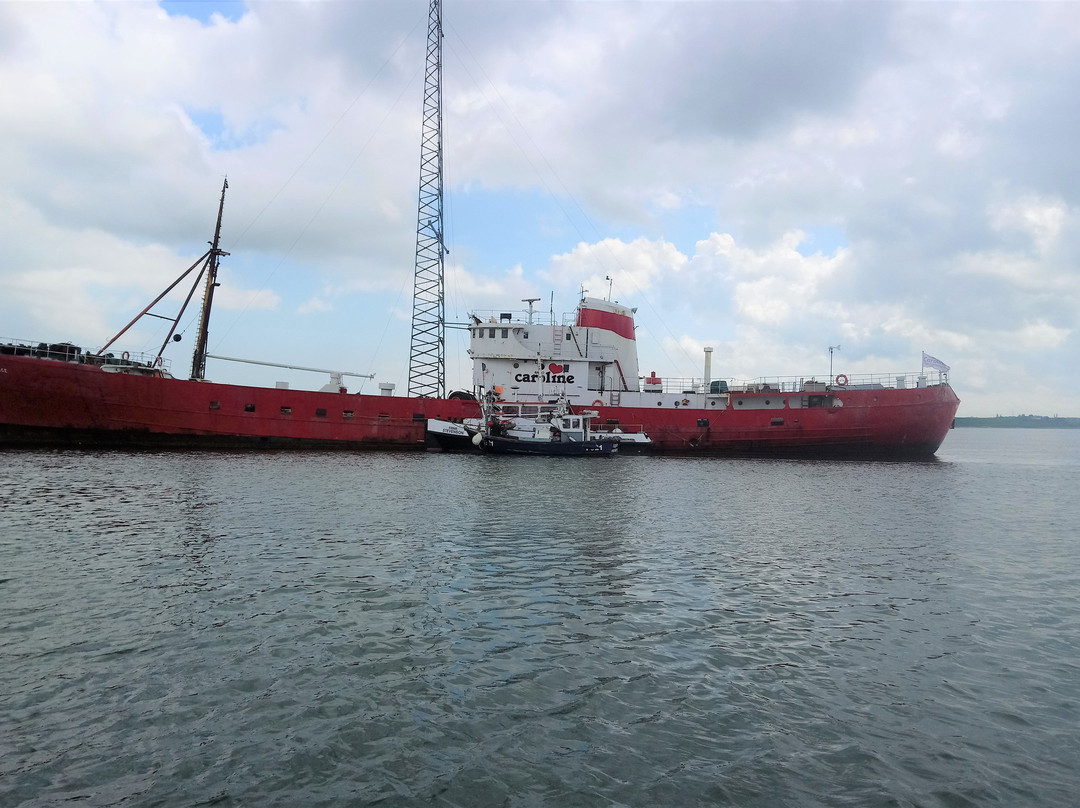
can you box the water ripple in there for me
[2,435,1079,806]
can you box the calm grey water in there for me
[2,429,1079,807]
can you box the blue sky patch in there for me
[160,1,245,24]
[796,225,848,257]
[448,188,721,275]
[186,108,281,151]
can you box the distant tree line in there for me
[955,415,1080,429]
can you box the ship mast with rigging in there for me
[95,178,230,373]
[189,179,230,380]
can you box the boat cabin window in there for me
[501,328,508,339]
[489,328,496,338]
[315,408,327,418]
[280,406,292,415]
[343,410,354,419]
[244,403,255,412]
[521,405,539,417]
[500,405,519,415]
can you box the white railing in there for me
[471,309,561,327]
[642,371,948,395]
[1,338,172,372]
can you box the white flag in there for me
[922,351,950,372]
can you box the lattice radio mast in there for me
[408,0,446,398]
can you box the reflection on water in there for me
[2,434,1079,806]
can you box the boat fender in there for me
[835,374,848,386]
[121,351,130,361]
[471,432,483,446]
[592,400,603,407]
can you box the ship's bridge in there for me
[467,297,641,398]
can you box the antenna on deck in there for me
[408,0,445,398]
[522,298,540,325]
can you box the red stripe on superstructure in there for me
[576,307,636,340]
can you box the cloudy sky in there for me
[2,0,1078,416]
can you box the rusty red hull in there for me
[588,384,960,458]
[0,355,479,450]
[0,354,958,456]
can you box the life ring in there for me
[153,356,163,367]
[121,351,130,361]
[592,399,604,408]
[835,374,848,386]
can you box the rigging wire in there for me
[444,21,699,376]
[208,17,425,356]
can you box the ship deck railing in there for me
[471,308,600,327]
[641,371,948,396]
[471,309,563,327]
[1,338,172,372]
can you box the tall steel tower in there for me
[408,0,446,398]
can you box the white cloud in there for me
[542,237,687,299]
[298,297,333,315]
[2,1,1080,416]
[990,195,1068,254]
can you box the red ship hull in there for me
[588,385,959,458]
[1,354,958,457]
[0,354,479,450]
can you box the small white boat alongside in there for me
[426,392,651,456]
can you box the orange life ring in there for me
[835,374,848,386]
[592,399,603,407]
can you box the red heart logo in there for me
[549,363,564,373]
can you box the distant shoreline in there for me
[955,415,1080,429]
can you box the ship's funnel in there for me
[704,347,713,389]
